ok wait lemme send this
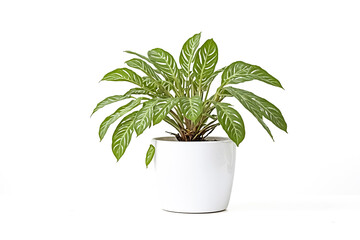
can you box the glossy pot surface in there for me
[153,137,236,213]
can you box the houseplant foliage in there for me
[92,33,287,166]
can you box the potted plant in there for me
[92,33,287,213]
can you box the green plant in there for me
[92,33,287,166]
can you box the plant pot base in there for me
[162,208,227,214]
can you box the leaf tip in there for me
[276,81,285,90]
[114,151,121,162]
[90,110,96,118]
[99,132,105,142]
[234,139,242,147]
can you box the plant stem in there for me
[203,124,218,138]
[164,117,181,132]
[170,110,184,129]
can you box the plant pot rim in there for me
[153,136,232,143]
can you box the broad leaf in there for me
[134,99,159,136]
[112,111,138,161]
[99,98,142,141]
[153,98,180,125]
[222,61,283,88]
[101,68,151,89]
[145,144,155,168]
[223,87,273,139]
[91,95,131,116]
[179,33,201,78]
[224,87,287,132]
[148,48,180,87]
[180,96,203,122]
[214,102,245,146]
[193,39,218,87]
[125,58,162,82]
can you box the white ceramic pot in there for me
[153,136,236,213]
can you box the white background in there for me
[1,0,359,239]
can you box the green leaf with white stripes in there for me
[94,33,288,160]
[222,61,283,88]
[125,58,162,82]
[180,96,203,122]
[153,98,180,125]
[223,87,273,139]
[134,99,159,136]
[254,114,274,140]
[112,111,138,161]
[179,33,201,78]
[224,87,287,133]
[124,88,151,96]
[91,95,132,116]
[193,39,218,87]
[101,68,150,89]
[214,102,245,146]
[142,76,157,91]
[145,144,155,168]
[148,48,180,82]
[99,98,142,141]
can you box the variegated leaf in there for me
[224,87,287,133]
[125,58,162,82]
[101,68,150,89]
[254,113,274,140]
[222,61,283,88]
[134,99,159,136]
[193,39,218,87]
[148,48,180,82]
[99,98,142,141]
[214,102,245,146]
[223,87,273,140]
[142,76,157,91]
[179,33,201,78]
[179,96,203,122]
[91,95,132,116]
[112,111,138,161]
[145,144,155,168]
[153,98,180,125]
[124,88,151,96]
